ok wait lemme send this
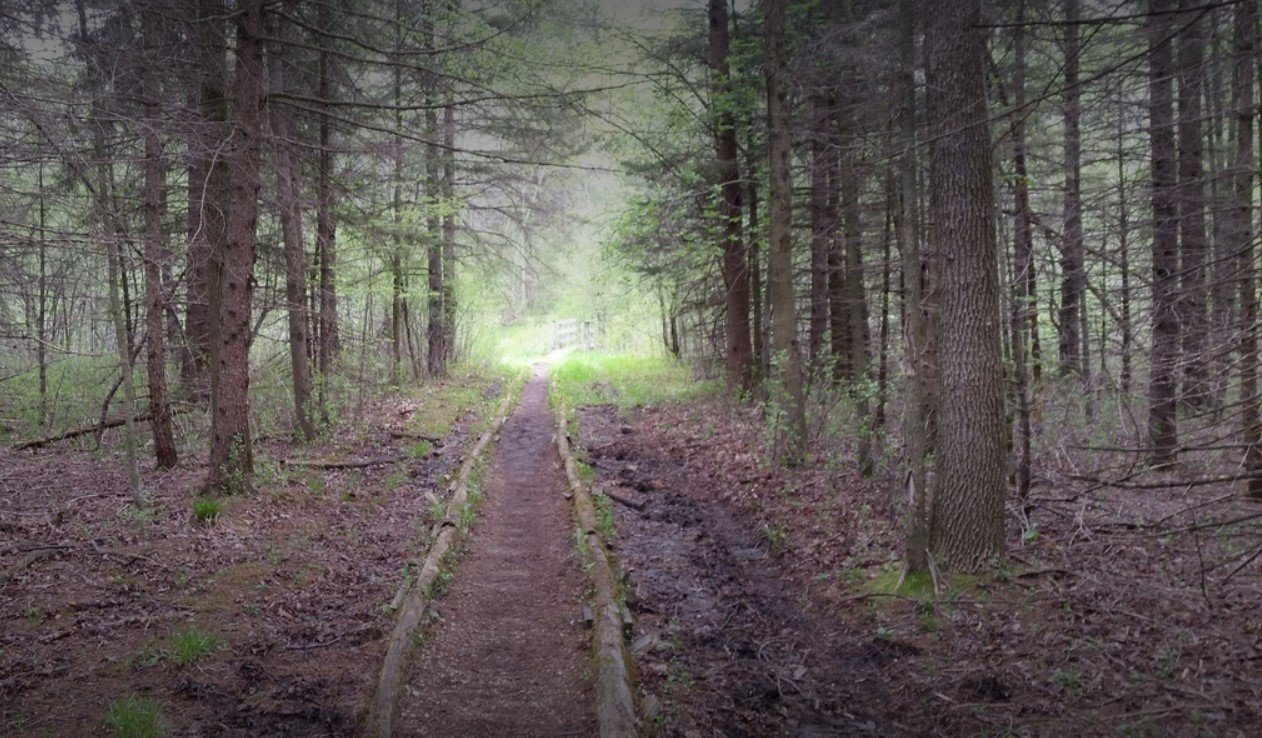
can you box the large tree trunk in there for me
[143,5,178,468]
[270,5,315,439]
[1232,1,1261,497]
[924,0,1006,572]
[205,0,264,493]
[1147,0,1180,467]
[710,0,754,390]
[183,0,229,403]
[808,97,832,376]
[764,0,806,463]
[1177,0,1210,411]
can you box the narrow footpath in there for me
[395,367,597,737]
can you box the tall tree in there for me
[765,0,806,462]
[270,4,315,439]
[1059,0,1085,379]
[710,0,754,390]
[205,0,264,493]
[924,0,1006,571]
[315,0,339,417]
[1147,0,1180,467]
[1177,0,1210,410]
[142,2,177,468]
[1232,0,1260,497]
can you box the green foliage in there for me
[408,440,433,459]
[552,351,715,414]
[1052,668,1081,690]
[593,492,616,541]
[191,497,221,524]
[762,523,790,557]
[104,696,163,738]
[168,626,221,667]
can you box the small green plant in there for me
[169,626,221,667]
[123,505,154,526]
[1021,524,1040,545]
[24,604,45,625]
[408,440,433,459]
[594,493,616,541]
[104,695,163,738]
[191,497,221,524]
[427,495,446,525]
[762,523,789,556]
[305,475,324,495]
[1052,668,1081,690]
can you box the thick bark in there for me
[808,98,832,375]
[183,0,229,402]
[764,0,806,463]
[1232,1,1261,497]
[205,0,264,493]
[270,6,315,439]
[924,0,1007,571]
[1177,0,1210,410]
[143,6,178,468]
[1059,0,1085,378]
[710,0,754,390]
[1147,0,1180,467]
[1117,92,1133,398]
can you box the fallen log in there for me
[553,389,639,738]
[282,455,406,470]
[14,406,194,451]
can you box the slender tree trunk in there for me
[143,6,178,468]
[270,5,315,439]
[316,0,339,419]
[1059,0,1084,378]
[809,98,831,375]
[36,163,48,427]
[1009,0,1033,500]
[897,0,929,575]
[748,176,765,379]
[1178,0,1210,410]
[925,0,1007,572]
[205,0,264,493]
[765,0,806,463]
[441,97,457,364]
[710,0,754,390]
[1147,0,1181,467]
[390,6,405,387]
[1232,0,1261,497]
[1118,93,1133,399]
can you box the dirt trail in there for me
[395,368,596,737]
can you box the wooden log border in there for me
[367,378,520,737]
[553,386,640,738]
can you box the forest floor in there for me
[0,373,505,737]
[4,355,1262,737]
[569,378,1262,737]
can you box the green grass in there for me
[403,378,492,439]
[191,497,221,524]
[104,695,163,738]
[408,440,433,459]
[168,626,221,667]
[551,351,715,414]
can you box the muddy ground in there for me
[1,380,499,737]
[576,396,1262,738]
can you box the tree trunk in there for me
[1059,0,1084,379]
[1147,0,1180,468]
[183,0,229,403]
[765,0,806,463]
[1009,0,1033,500]
[316,0,339,419]
[442,98,458,364]
[270,5,315,439]
[205,0,264,494]
[710,0,754,390]
[1232,0,1261,497]
[924,0,1007,572]
[1177,0,1210,411]
[896,0,930,575]
[808,97,831,376]
[143,5,178,468]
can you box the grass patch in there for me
[191,497,221,524]
[104,695,163,738]
[408,440,433,459]
[169,626,221,666]
[403,379,490,439]
[552,351,715,414]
